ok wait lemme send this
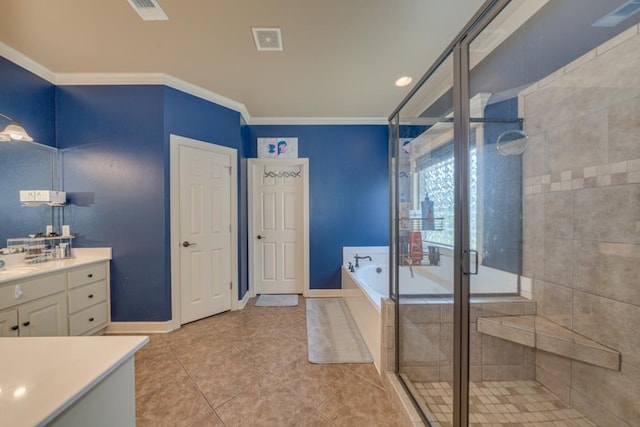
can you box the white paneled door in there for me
[249,159,309,295]
[176,138,234,324]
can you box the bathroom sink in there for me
[0,266,39,276]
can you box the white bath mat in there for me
[255,294,299,307]
[306,298,373,364]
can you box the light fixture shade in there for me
[0,133,10,141]
[0,123,34,142]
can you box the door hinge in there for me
[229,282,232,289]
[226,166,232,175]
[229,224,232,232]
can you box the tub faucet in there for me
[348,262,355,273]
[354,254,372,268]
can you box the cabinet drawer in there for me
[68,263,107,289]
[0,273,66,311]
[69,301,108,335]
[68,280,108,314]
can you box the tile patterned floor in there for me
[411,380,595,427]
[134,296,403,426]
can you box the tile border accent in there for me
[524,158,640,195]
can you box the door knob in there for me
[182,241,197,247]
[257,235,265,240]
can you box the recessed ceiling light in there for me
[395,76,412,87]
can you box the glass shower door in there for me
[393,50,456,426]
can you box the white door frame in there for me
[169,134,238,331]
[248,158,310,297]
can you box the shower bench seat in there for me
[477,315,621,371]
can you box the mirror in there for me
[0,140,58,247]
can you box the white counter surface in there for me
[0,248,112,284]
[0,335,148,426]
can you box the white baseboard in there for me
[303,289,344,298]
[237,292,250,310]
[105,321,178,334]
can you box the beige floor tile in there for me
[319,374,403,426]
[214,375,315,426]
[135,296,400,426]
[274,357,355,408]
[136,378,214,427]
[134,346,190,397]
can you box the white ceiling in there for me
[0,0,485,121]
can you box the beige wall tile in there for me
[536,350,571,384]
[534,280,572,328]
[482,365,525,381]
[536,364,570,404]
[548,111,608,172]
[523,132,549,177]
[573,241,640,306]
[572,291,640,368]
[544,191,573,239]
[482,335,525,366]
[399,304,440,324]
[608,95,640,162]
[570,388,631,427]
[399,323,441,366]
[543,238,574,287]
[571,361,640,425]
[573,185,640,244]
[400,366,439,382]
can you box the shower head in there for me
[496,129,529,156]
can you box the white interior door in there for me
[249,159,309,295]
[178,140,233,324]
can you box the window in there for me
[417,147,477,249]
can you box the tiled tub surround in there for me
[520,23,640,426]
[383,298,537,383]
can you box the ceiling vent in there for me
[127,0,169,21]
[593,0,640,27]
[252,27,283,51]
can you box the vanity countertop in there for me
[0,248,112,284]
[0,335,148,426]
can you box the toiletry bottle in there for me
[421,194,435,230]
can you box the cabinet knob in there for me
[88,294,94,299]
[88,273,93,278]
[10,325,19,331]
[22,321,30,327]
[89,317,95,322]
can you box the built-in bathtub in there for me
[341,245,535,376]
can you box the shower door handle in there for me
[463,249,478,275]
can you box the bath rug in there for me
[255,294,299,307]
[306,298,373,364]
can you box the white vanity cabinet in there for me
[0,272,68,337]
[0,258,111,337]
[67,262,110,335]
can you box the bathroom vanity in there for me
[0,248,112,336]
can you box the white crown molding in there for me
[0,42,56,83]
[249,116,388,125]
[162,74,251,123]
[55,72,165,86]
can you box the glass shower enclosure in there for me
[390,0,640,425]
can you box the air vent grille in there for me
[127,0,168,21]
[252,28,284,51]
[593,0,640,27]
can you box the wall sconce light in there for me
[0,113,34,142]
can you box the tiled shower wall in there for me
[520,25,640,426]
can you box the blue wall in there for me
[163,87,248,299]
[4,54,391,319]
[249,125,389,290]
[56,85,168,321]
